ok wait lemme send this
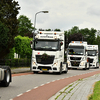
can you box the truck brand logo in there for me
[40,35,53,38]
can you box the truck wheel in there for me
[1,66,11,87]
[59,63,62,74]
[87,62,90,70]
[83,63,87,70]
[96,63,99,69]
[64,63,68,73]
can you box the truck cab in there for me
[87,45,99,68]
[31,31,68,74]
[67,41,90,70]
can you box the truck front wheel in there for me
[58,63,62,74]
[1,66,11,87]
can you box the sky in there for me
[16,0,100,31]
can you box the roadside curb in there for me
[49,74,100,100]
[11,68,31,74]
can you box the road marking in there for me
[26,89,31,92]
[46,82,50,84]
[40,84,44,86]
[52,80,55,82]
[34,86,38,89]
[17,93,23,97]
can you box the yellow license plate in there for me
[42,69,47,71]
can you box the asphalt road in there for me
[0,68,100,100]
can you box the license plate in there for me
[42,69,47,71]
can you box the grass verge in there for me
[89,81,100,100]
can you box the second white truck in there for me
[67,41,90,70]
[87,45,99,68]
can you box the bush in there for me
[14,35,33,58]
[0,59,31,68]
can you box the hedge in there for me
[0,59,31,68]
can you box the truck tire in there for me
[58,63,62,74]
[87,62,90,70]
[64,63,68,73]
[1,66,11,87]
[96,63,99,69]
[83,63,87,70]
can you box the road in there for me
[0,68,100,100]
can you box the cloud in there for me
[16,0,100,31]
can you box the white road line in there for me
[46,82,50,84]
[34,86,38,89]
[52,80,55,82]
[40,84,44,86]
[26,89,31,92]
[17,93,23,97]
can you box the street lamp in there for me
[33,11,49,39]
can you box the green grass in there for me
[89,81,100,100]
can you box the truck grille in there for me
[89,58,93,63]
[71,61,80,67]
[36,55,55,64]
[70,57,81,60]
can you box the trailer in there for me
[0,66,11,87]
[31,31,68,74]
[67,41,90,70]
[87,45,99,68]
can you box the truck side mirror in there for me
[60,42,63,46]
[30,40,34,49]
[86,52,87,55]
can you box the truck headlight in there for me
[80,62,84,66]
[54,61,58,66]
[67,61,70,66]
[33,61,36,66]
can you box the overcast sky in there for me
[16,0,100,31]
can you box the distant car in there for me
[0,66,12,87]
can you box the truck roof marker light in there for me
[40,32,42,34]
[80,41,82,43]
[72,41,74,43]
[54,33,56,35]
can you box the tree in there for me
[68,33,83,43]
[0,0,20,59]
[54,29,61,31]
[64,26,97,48]
[79,28,97,44]
[18,15,34,36]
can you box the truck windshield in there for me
[34,40,59,51]
[68,46,84,55]
[87,50,96,56]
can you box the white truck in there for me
[67,41,90,70]
[87,45,99,68]
[31,31,68,74]
[0,66,11,87]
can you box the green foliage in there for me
[0,58,31,67]
[64,26,97,46]
[0,21,9,52]
[0,0,20,59]
[6,48,15,59]
[89,81,100,100]
[14,35,32,58]
[18,15,34,36]
[54,29,61,31]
